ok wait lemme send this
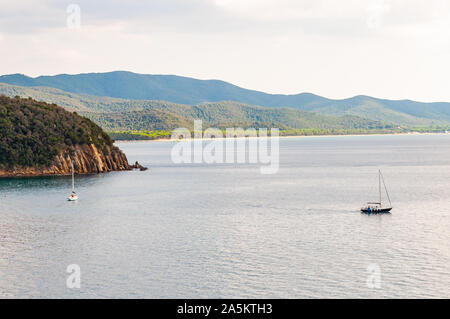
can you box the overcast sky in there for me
[1,0,450,101]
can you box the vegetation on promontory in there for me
[0,95,131,175]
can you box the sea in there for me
[0,134,449,298]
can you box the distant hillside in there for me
[1,71,450,126]
[298,95,450,126]
[0,71,329,107]
[0,83,392,134]
[0,95,131,176]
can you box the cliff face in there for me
[0,143,132,177]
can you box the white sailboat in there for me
[361,170,392,214]
[67,162,78,201]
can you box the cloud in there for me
[1,0,449,37]
[1,0,450,101]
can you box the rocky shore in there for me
[0,143,143,177]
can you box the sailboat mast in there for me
[379,170,382,207]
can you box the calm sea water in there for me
[0,134,449,298]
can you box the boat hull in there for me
[361,208,392,214]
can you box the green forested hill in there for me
[85,104,386,132]
[0,95,113,167]
[298,95,450,126]
[1,72,450,127]
[0,84,393,136]
[0,71,329,106]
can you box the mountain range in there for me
[1,71,450,136]
[0,71,330,107]
[0,83,387,133]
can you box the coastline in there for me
[114,131,450,144]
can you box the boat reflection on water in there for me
[67,162,78,201]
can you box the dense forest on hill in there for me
[83,102,390,132]
[2,83,449,141]
[0,84,396,135]
[0,95,113,167]
[2,72,450,128]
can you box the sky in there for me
[1,0,450,102]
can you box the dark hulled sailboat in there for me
[361,170,392,214]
